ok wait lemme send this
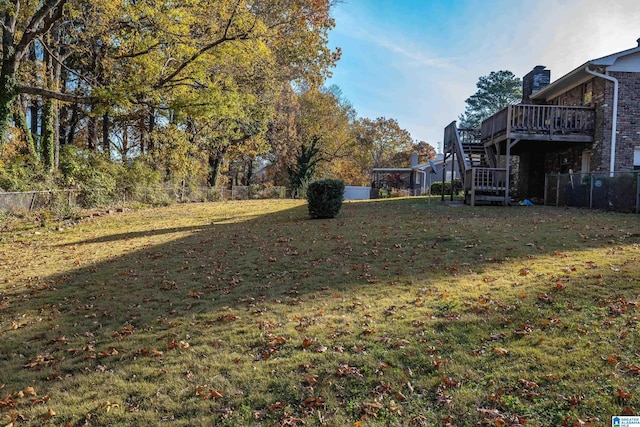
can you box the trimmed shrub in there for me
[430,179,463,196]
[306,179,345,219]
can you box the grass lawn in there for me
[1,198,639,426]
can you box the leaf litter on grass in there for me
[1,199,639,426]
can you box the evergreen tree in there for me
[458,70,522,129]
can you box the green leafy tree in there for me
[294,85,356,177]
[386,140,436,167]
[458,70,522,129]
[0,0,69,151]
[353,117,414,168]
[264,83,301,186]
[1,0,340,196]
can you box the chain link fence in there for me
[544,172,640,213]
[0,190,77,213]
[0,185,288,213]
[119,184,287,205]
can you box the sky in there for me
[326,0,640,152]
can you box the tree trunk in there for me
[147,109,156,153]
[102,112,110,157]
[246,157,254,185]
[30,100,39,145]
[121,124,129,162]
[65,103,79,146]
[13,96,36,156]
[87,113,97,150]
[41,99,55,170]
[53,51,62,168]
[208,146,228,187]
[0,62,18,150]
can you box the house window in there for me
[634,147,640,171]
[582,81,593,106]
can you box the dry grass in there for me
[1,198,639,426]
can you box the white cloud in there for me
[328,0,640,144]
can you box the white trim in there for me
[633,147,640,167]
[585,67,618,176]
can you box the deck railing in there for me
[464,167,508,206]
[464,168,507,192]
[444,121,470,174]
[481,105,595,141]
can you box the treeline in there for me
[0,0,434,205]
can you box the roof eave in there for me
[531,44,640,102]
[530,61,592,101]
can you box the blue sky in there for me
[327,0,640,151]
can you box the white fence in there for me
[344,186,371,200]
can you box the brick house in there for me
[444,38,640,205]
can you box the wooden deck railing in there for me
[481,105,595,141]
[444,121,469,174]
[464,168,507,191]
[464,167,508,206]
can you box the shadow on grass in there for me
[2,198,639,425]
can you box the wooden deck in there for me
[464,167,508,206]
[443,122,509,206]
[481,104,595,144]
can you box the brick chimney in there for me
[522,65,550,104]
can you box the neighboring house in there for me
[445,38,640,205]
[414,153,459,195]
[371,153,458,197]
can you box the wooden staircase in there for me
[444,122,508,206]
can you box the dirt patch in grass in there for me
[1,199,639,426]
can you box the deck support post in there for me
[441,152,449,202]
[505,139,520,206]
[470,169,476,207]
[450,149,456,201]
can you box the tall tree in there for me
[1,0,340,192]
[294,85,355,177]
[354,117,414,169]
[0,0,68,150]
[265,83,300,186]
[458,70,522,129]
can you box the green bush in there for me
[0,154,50,191]
[306,179,345,219]
[59,146,122,208]
[116,157,166,205]
[430,179,463,196]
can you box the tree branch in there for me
[109,43,160,60]
[15,0,66,62]
[154,0,250,89]
[16,84,91,104]
[38,35,97,87]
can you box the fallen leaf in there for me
[617,388,631,400]
[492,347,509,356]
[43,408,55,420]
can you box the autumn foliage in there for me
[2,199,640,426]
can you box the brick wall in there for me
[590,77,609,172]
[547,73,640,172]
[611,71,640,171]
